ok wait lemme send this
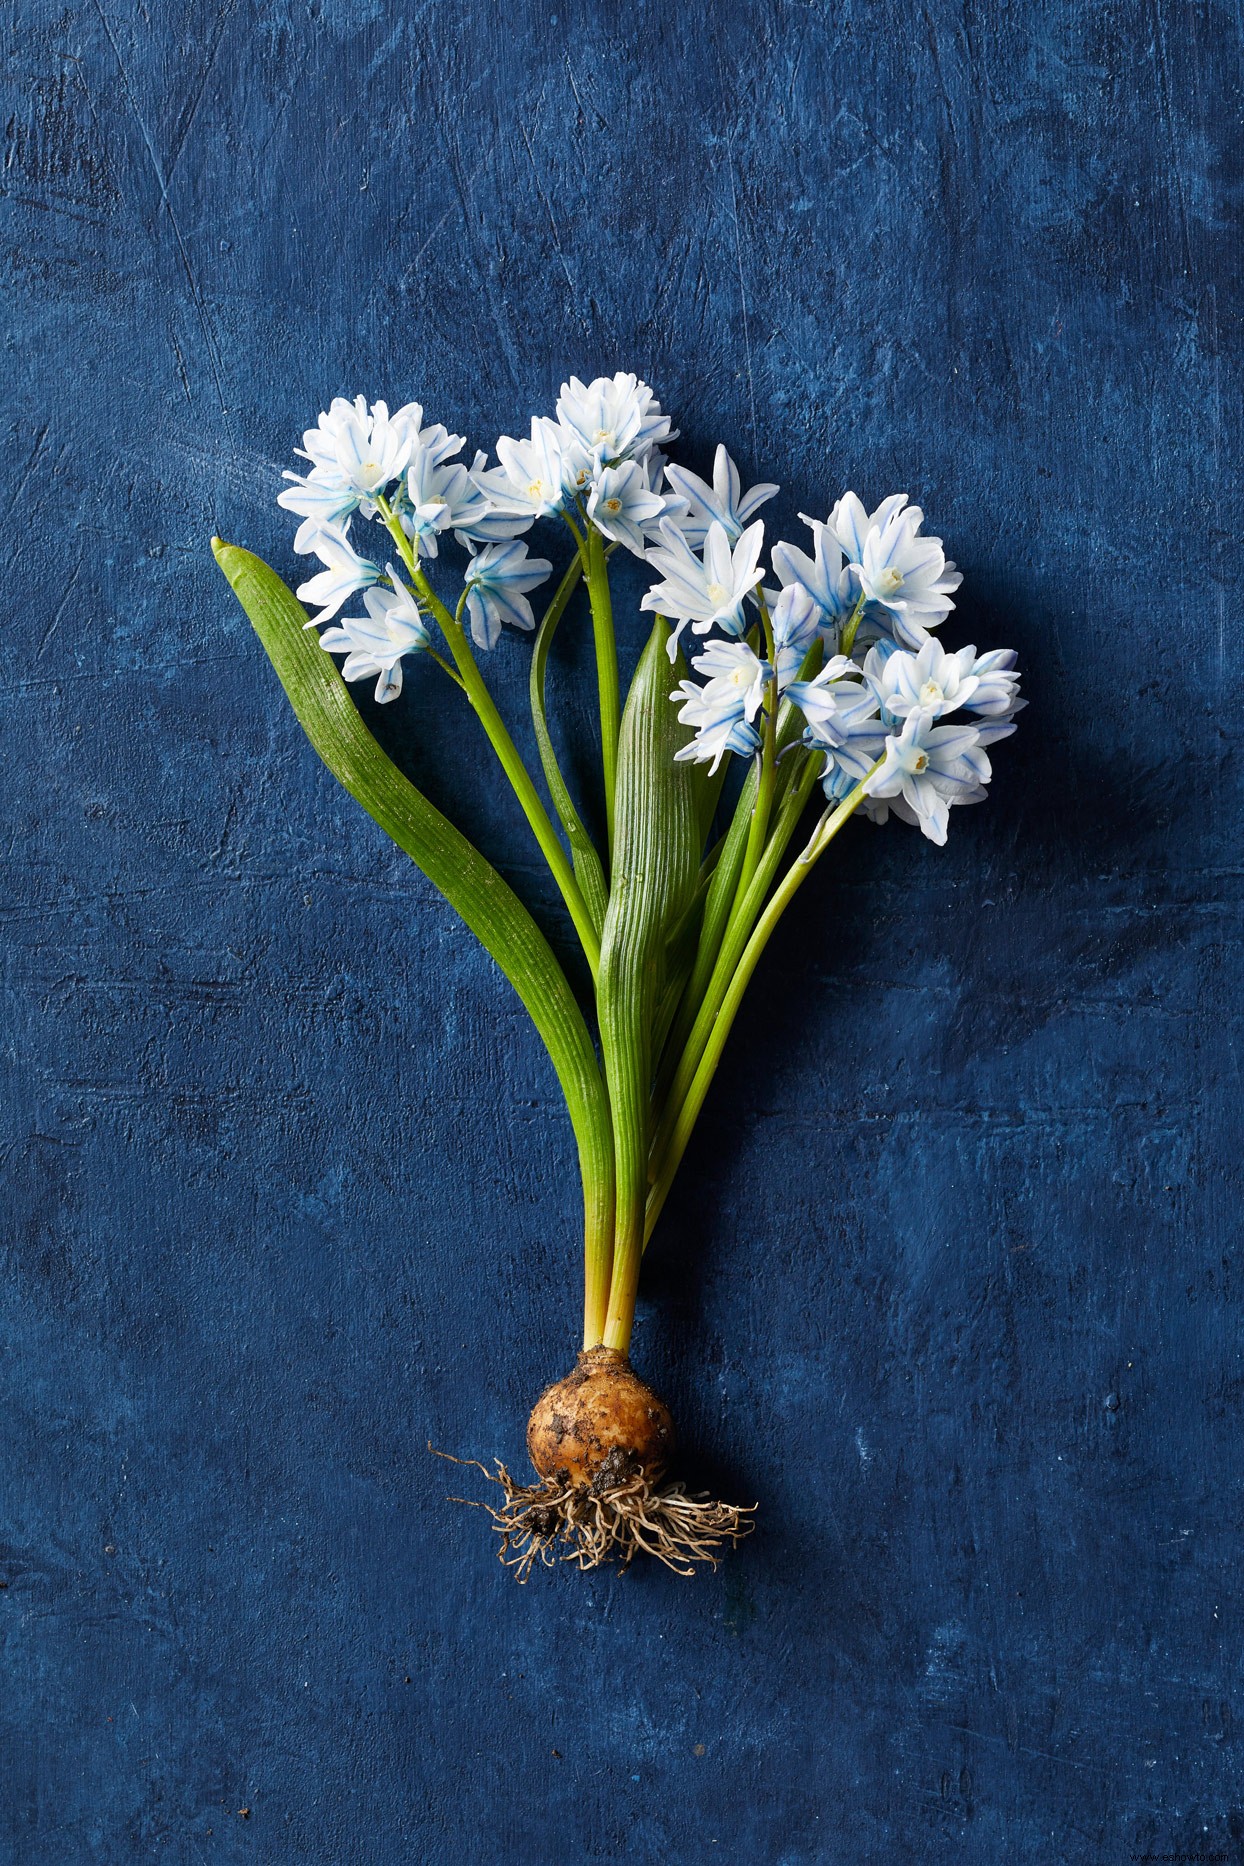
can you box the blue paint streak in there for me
[1,2,1241,1861]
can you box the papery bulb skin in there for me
[526,1348,675,1488]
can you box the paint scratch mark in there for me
[4,425,50,522]
[90,0,231,423]
[37,558,83,660]
[713,42,757,447]
[517,120,587,335]
[163,0,241,187]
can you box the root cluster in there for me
[433,1445,755,1583]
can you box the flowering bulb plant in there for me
[213,372,1022,1578]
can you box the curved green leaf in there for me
[213,541,615,1327]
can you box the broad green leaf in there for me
[213,541,615,1294]
[653,871,712,1065]
[597,619,701,1348]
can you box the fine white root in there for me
[431,1445,756,1583]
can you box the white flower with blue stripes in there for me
[962,648,1025,743]
[463,541,553,651]
[769,583,825,689]
[277,471,364,552]
[771,517,856,642]
[396,436,497,559]
[663,445,778,549]
[587,460,673,556]
[318,570,430,704]
[672,640,771,772]
[852,501,962,649]
[828,491,910,565]
[642,517,766,660]
[791,668,878,739]
[864,711,991,845]
[556,373,675,485]
[296,396,419,499]
[295,525,384,624]
[866,637,982,719]
[472,419,567,528]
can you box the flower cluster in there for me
[274,375,1020,843]
[665,483,1021,842]
[277,375,683,699]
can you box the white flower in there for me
[398,437,486,559]
[827,491,910,565]
[769,582,824,689]
[447,451,529,546]
[771,517,855,637]
[672,640,771,772]
[961,648,1025,743]
[860,638,1024,743]
[556,373,675,484]
[471,418,567,528]
[864,711,991,845]
[865,638,982,720]
[283,401,468,544]
[641,517,766,659]
[818,713,891,792]
[296,396,416,498]
[277,471,363,552]
[815,757,893,824]
[854,503,963,649]
[587,460,672,555]
[463,540,552,650]
[785,659,878,746]
[663,444,778,549]
[318,571,430,704]
[295,525,384,625]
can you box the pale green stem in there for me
[528,555,609,936]
[426,646,466,689]
[839,587,868,658]
[736,596,779,901]
[645,768,879,1241]
[377,499,601,978]
[649,747,820,1173]
[584,525,619,854]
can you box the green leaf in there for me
[596,619,701,1350]
[213,541,615,1327]
[654,641,824,1103]
[652,870,711,1065]
[528,557,609,935]
[688,742,732,849]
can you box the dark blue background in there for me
[3,3,1241,1861]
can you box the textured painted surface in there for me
[2,3,1241,1861]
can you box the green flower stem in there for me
[736,598,779,900]
[655,761,757,1092]
[377,500,602,979]
[584,525,620,855]
[839,588,868,658]
[645,771,876,1242]
[424,647,466,689]
[653,656,820,1098]
[529,556,609,935]
[649,746,821,1175]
